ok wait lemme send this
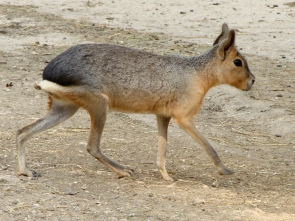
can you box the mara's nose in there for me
[252,79,255,85]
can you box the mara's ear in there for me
[213,23,229,46]
[217,29,236,60]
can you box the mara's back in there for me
[43,44,196,86]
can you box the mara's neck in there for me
[189,46,220,94]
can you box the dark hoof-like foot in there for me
[218,167,234,175]
[18,169,41,177]
[117,168,134,179]
[162,175,176,182]
[159,169,176,182]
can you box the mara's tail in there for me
[34,80,88,109]
[34,80,86,97]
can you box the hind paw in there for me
[117,168,134,179]
[18,169,41,177]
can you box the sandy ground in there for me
[0,1,294,220]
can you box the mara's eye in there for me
[233,59,242,67]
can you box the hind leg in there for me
[16,98,79,177]
[86,97,133,178]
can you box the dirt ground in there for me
[0,2,294,221]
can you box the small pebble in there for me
[46,207,55,211]
[11,200,18,205]
[82,184,87,190]
[211,181,217,187]
[64,188,77,195]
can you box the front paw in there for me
[218,167,234,175]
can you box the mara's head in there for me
[213,23,255,91]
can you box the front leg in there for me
[156,115,174,181]
[173,116,233,175]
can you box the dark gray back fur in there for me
[43,44,217,93]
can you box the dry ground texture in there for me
[0,2,295,221]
